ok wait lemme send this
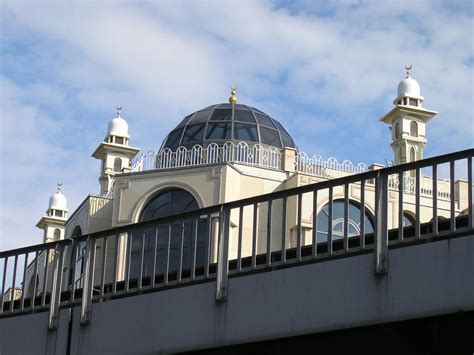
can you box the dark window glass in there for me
[234,122,258,142]
[234,109,256,123]
[255,113,276,128]
[210,109,232,121]
[410,121,418,137]
[316,200,375,243]
[115,137,124,144]
[409,98,417,106]
[402,213,415,227]
[54,210,62,217]
[182,123,205,143]
[272,119,290,135]
[206,122,232,140]
[259,126,282,148]
[164,128,184,150]
[190,110,212,124]
[217,103,233,109]
[281,134,295,148]
[176,113,194,128]
[140,188,199,221]
[113,157,122,172]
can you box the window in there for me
[410,121,418,137]
[113,157,122,172]
[115,137,124,145]
[209,109,232,121]
[53,228,61,240]
[164,128,184,150]
[234,109,256,123]
[182,123,206,144]
[410,147,416,162]
[316,200,374,243]
[254,113,276,128]
[402,213,415,227]
[206,122,232,140]
[259,126,282,148]
[234,122,258,142]
[409,98,417,106]
[132,189,208,279]
[54,210,63,217]
[394,123,400,139]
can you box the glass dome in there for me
[160,104,296,151]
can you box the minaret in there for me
[92,106,140,195]
[36,183,68,243]
[380,65,438,165]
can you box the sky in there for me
[0,0,472,251]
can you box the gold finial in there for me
[228,86,237,105]
[405,64,412,78]
[116,105,122,117]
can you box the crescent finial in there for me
[405,64,412,77]
[116,105,123,117]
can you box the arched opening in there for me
[410,121,418,137]
[402,212,415,227]
[113,157,122,172]
[53,228,61,240]
[315,200,375,243]
[130,188,206,280]
[69,226,85,290]
[410,147,416,163]
[394,123,400,140]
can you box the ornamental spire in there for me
[57,182,62,192]
[405,64,412,78]
[116,105,122,117]
[228,86,237,105]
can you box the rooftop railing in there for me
[1,148,472,330]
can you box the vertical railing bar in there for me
[80,237,96,324]
[100,236,108,296]
[398,172,404,242]
[360,180,366,249]
[0,257,7,313]
[468,156,473,229]
[312,189,318,258]
[21,253,28,310]
[152,228,158,288]
[296,193,302,261]
[415,168,421,239]
[450,160,456,233]
[216,206,230,301]
[42,248,50,308]
[205,215,211,278]
[70,243,77,302]
[251,203,258,269]
[191,219,198,281]
[237,206,243,272]
[178,221,185,283]
[343,183,349,252]
[125,233,132,293]
[375,172,389,274]
[328,187,333,255]
[9,255,18,312]
[139,231,145,291]
[48,244,65,330]
[432,164,438,236]
[266,200,273,267]
[31,251,39,309]
[112,235,119,295]
[281,196,287,264]
[164,224,171,285]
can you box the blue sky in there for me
[0,0,472,251]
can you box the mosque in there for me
[27,67,468,296]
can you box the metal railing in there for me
[0,149,472,329]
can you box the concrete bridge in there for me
[1,149,473,354]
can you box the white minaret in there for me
[92,106,140,195]
[36,183,68,243]
[380,65,438,165]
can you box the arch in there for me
[410,121,418,137]
[402,211,415,227]
[139,188,199,222]
[113,157,122,172]
[315,199,375,243]
[71,225,83,238]
[53,228,61,240]
[410,146,416,163]
[394,122,400,139]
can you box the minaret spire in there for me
[228,86,237,105]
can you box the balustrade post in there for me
[80,237,96,324]
[216,206,230,301]
[48,243,65,330]
[375,171,389,274]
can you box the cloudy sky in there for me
[0,0,472,251]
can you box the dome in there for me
[49,191,68,212]
[107,116,130,138]
[160,104,296,151]
[397,76,421,97]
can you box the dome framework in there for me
[160,104,296,151]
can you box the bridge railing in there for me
[0,149,472,328]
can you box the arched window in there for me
[410,147,416,163]
[316,200,374,243]
[53,228,61,240]
[402,212,415,227]
[113,157,122,172]
[410,121,418,137]
[394,123,400,139]
[131,188,206,280]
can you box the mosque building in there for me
[24,67,468,297]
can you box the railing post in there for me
[375,171,388,274]
[80,237,96,324]
[216,206,230,301]
[48,243,65,330]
